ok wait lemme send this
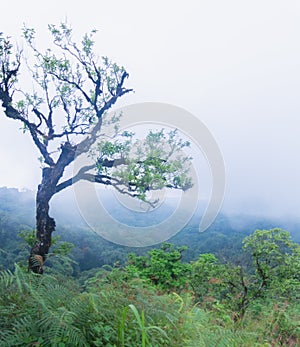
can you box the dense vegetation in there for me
[0,187,299,346]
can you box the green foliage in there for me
[243,228,300,296]
[0,265,186,346]
[190,228,300,324]
[118,304,169,347]
[0,244,300,347]
[18,229,37,247]
[0,266,91,346]
[0,188,299,346]
[92,126,193,203]
[189,253,228,303]
[0,267,300,347]
[0,32,19,86]
[126,243,191,291]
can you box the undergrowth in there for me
[0,265,299,346]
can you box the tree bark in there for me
[28,168,56,273]
[28,143,76,273]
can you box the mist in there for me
[0,0,300,221]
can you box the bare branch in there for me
[0,87,55,166]
[55,171,117,194]
[55,156,127,194]
[32,108,46,128]
[76,73,132,156]
[47,70,92,105]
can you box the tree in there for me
[242,228,300,299]
[227,228,300,320]
[190,228,300,321]
[0,23,192,273]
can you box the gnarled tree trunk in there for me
[28,143,76,273]
[28,172,55,273]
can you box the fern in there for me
[1,264,295,346]
[0,268,14,287]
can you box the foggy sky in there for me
[0,0,300,218]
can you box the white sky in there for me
[0,0,300,218]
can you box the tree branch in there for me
[55,157,127,194]
[48,70,92,105]
[76,72,132,157]
[0,87,55,166]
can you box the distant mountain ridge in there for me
[0,186,299,272]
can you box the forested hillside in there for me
[1,187,299,272]
[0,187,299,346]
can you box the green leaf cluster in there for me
[126,243,191,291]
[93,127,193,202]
